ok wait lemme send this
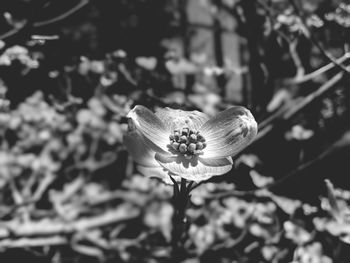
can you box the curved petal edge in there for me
[127,105,170,154]
[155,153,233,181]
[200,106,258,159]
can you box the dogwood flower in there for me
[124,105,257,183]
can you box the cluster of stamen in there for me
[169,127,206,157]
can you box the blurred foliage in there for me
[2,0,350,262]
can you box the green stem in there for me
[169,177,193,261]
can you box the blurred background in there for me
[1,0,350,262]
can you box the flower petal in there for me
[136,165,181,185]
[123,123,181,185]
[155,153,233,181]
[124,129,181,185]
[200,106,257,159]
[155,107,209,131]
[123,128,157,167]
[127,105,170,154]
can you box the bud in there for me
[172,142,180,150]
[179,143,187,153]
[189,134,197,142]
[196,142,203,150]
[188,143,196,153]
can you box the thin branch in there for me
[0,206,139,239]
[0,0,89,43]
[289,39,305,79]
[263,142,334,193]
[248,69,344,148]
[210,225,249,251]
[289,0,350,76]
[286,53,350,84]
[0,21,29,40]
[258,0,350,83]
[31,35,59,40]
[0,236,67,249]
[256,53,350,132]
[258,103,289,130]
[284,70,344,119]
[33,0,89,27]
[32,173,56,202]
[205,147,331,206]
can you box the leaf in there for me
[72,243,104,258]
[325,179,342,220]
[135,56,157,70]
[250,170,274,188]
[165,59,197,75]
[267,89,292,112]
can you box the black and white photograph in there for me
[1,0,350,262]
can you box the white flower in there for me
[124,106,257,183]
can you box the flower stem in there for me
[169,177,193,261]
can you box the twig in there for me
[0,0,89,46]
[31,35,59,40]
[264,142,334,193]
[0,236,67,249]
[283,71,344,119]
[0,21,29,40]
[289,39,305,79]
[51,176,85,207]
[251,69,344,146]
[220,132,341,202]
[289,0,350,76]
[257,103,289,130]
[258,0,350,82]
[87,190,137,206]
[210,225,249,251]
[0,206,139,239]
[33,0,89,27]
[256,53,349,132]
[286,53,350,84]
[9,179,24,205]
[32,172,56,202]
[205,188,258,200]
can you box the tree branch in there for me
[286,53,350,84]
[289,0,350,76]
[0,236,67,249]
[246,68,345,149]
[33,0,89,27]
[0,206,139,239]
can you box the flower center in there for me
[169,127,206,157]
